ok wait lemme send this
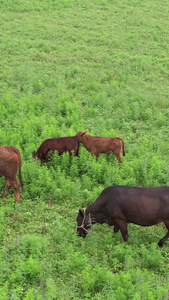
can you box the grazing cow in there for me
[76,185,169,246]
[0,146,23,202]
[32,136,80,162]
[76,130,125,163]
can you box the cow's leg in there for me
[10,179,20,202]
[115,219,128,243]
[1,178,11,198]
[44,152,51,162]
[158,221,169,247]
[113,147,122,163]
[74,148,79,157]
[115,151,122,163]
[45,155,49,162]
[117,155,122,163]
[114,224,120,233]
[91,149,99,160]
[95,153,99,160]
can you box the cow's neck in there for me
[86,204,109,225]
[81,135,91,145]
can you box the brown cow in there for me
[0,146,23,202]
[32,136,80,162]
[76,130,125,163]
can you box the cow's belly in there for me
[126,213,165,226]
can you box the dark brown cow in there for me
[76,185,169,246]
[0,146,23,202]
[76,130,125,163]
[32,136,80,162]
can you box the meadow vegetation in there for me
[0,0,169,298]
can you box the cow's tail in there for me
[75,138,80,157]
[11,147,24,190]
[18,163,24,191]
[122,139,125,156]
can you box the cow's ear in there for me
[82,130,87,135]
[75,209,84,216]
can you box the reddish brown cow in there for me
[32,136,80,162]
[0,146,23,202]
[76,130,125,163]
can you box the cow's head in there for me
[76,209,91,238]
[32,151,36,158]
[76,130,87,140]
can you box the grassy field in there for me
[0,0,169,299]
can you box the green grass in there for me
[0,0,169,299]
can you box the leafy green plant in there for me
[0,0,169,298]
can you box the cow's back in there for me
[89,185,169,225]
[47,137,78,152]
[96,185,169,207]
